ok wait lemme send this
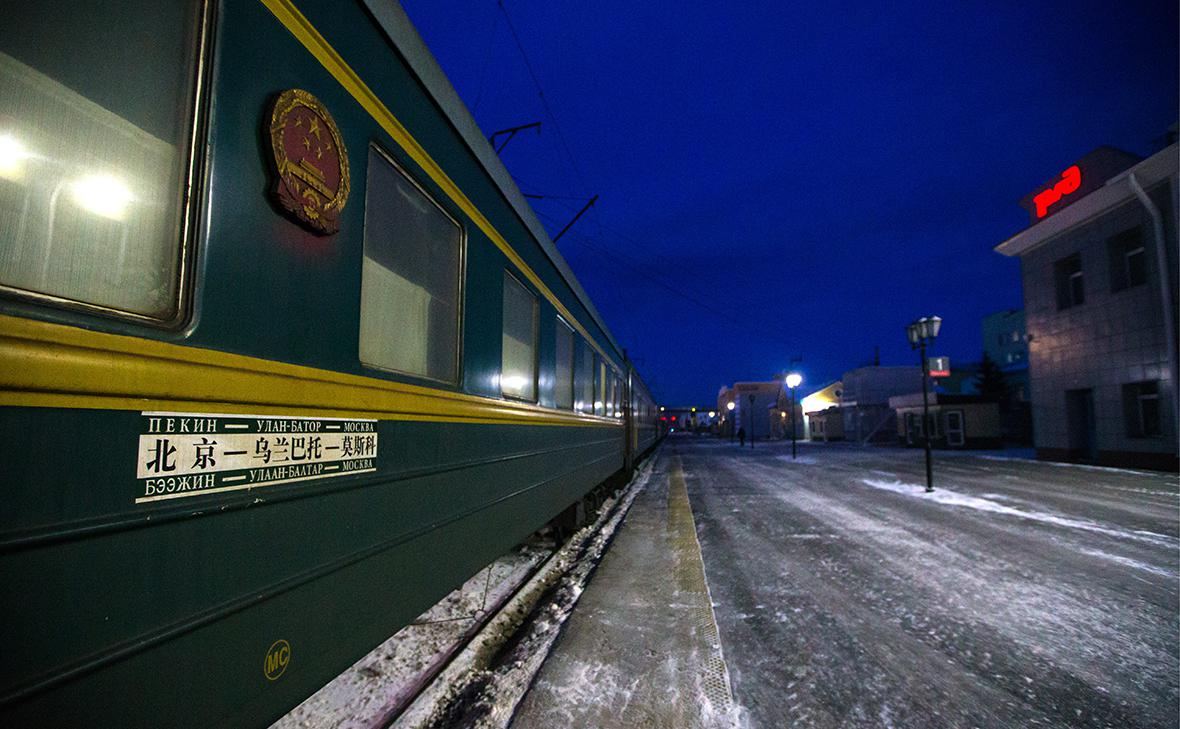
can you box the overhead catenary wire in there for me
[536,212,799,350]
[537,198,759,324]
[497,0,592,200]
[469,7,503,113]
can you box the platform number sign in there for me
[927,357,950,378]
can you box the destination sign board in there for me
[134,412,377,504]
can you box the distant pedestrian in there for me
[738,427,746,447]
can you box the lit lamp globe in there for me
[726,401,735,411]
[785,373,802,389]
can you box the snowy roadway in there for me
[677,435,1179,728]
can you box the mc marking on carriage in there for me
[264,639,292,681]
[134,412,378,504]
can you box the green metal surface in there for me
[0,1,662,725]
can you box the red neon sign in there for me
[1033,165,1081,218]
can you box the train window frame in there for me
[500,269,538,402]
[575,336,594,415]
[554,314,575,410]
[0,0,214,328]
[358,143,467,386]
[594,357,606,416]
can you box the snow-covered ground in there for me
[272,544,549,729]
[678,436,1178,729]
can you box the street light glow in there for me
[785,373,803,389]
[726,401,735,411]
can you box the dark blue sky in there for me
[400,0,1178,405]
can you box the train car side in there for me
[0,1,658,726]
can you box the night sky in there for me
[399,0,1179,406]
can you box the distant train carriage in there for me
[0,1,659,726]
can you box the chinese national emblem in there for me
[267,89,350,235]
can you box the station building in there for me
[994,140,1178,470]
[888,393,1002,449]
[717,382,782,441]
[838,366,923,443]
[981,308,1033,443]
[800,380,843,441]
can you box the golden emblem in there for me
[267,89,350,235]
[264,639,292,680]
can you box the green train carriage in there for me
[0,0,660,726]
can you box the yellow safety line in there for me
[667,455,736,716]
[259,0,618,370]
[0,314,621,427]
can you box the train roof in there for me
[363,0,624,359]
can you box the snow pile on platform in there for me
[860,478,1178,550]
[271,545,548,729]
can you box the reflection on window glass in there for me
[575,338,593,414]
[0,2,200,318]
[360,147,462,382]
[594,358,605,416]
[554,318,574,409]
[501,272,537,400]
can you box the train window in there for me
[0,1,205,321]
[554,316,574,409]
[359,146,463,383]
[594,359,606,416]
[614,376,623,418]
[575,338,593,414]
[500,271,537,400]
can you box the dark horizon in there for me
[401,0,1179,405]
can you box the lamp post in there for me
[727,400,735,442]
[906,316,942,492]
[785,373,802,459]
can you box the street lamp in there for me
[785,373,802,460]
[906,316,942,492]
[727,400,735,442]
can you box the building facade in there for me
[981,308,1033,443]
[799,380,842,439]
[995,141,1178,470]
[889,393,1002,449]
[839,366,924,443]
[718,382,782,441]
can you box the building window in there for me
[1108,227,1147,292]
[575,338,593,414]
[0,1,205,321]
[1054,253,1084,310]
[501,272,537,400]
[360,147,463,382]
[554,317,574,409]
[1123,380,1161,438]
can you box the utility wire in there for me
[537,198,751,322]
[536,212,798,349]
[497,0,591,198]
[469,9,503,113]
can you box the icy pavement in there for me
[680,436,1179,728]
[510,451,742,729]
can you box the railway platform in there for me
[509,448,738,729]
